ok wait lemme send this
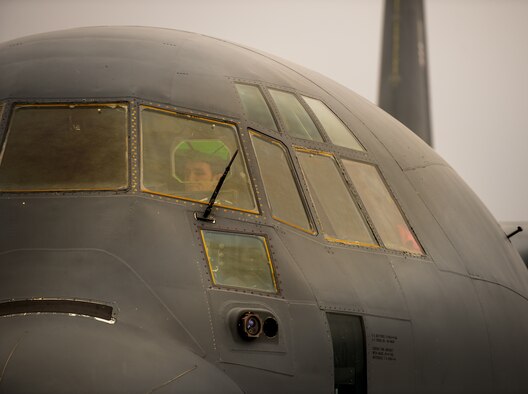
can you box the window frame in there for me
[256,84,425,257]
[267,88,326,143]
[234,82,279,133]
[249,129,316,235]
[200,229,279,294]
[139,105,260,215]
[0,102,130,193]
[294,146,380,249]
[340,158,424,255]
[0,93,426,258]
[300,94,366,152]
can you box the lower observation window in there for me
[201,230,278,293]
[0,103,128,192]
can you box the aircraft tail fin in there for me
[378,0,432,146]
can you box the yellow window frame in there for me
[200,230,279,294]
[140,105,259,215]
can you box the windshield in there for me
[0,103,128,192]
[140,106,258,213]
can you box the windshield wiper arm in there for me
[196,149,238,222]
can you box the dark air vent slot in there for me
[0,299,114,321]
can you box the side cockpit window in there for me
[269,89,323,142]
[342,160,423,255]
[235,84,277,132]
[0,103,128,191]
[302,96,364,152]
[296,149,377,247]
[140,106,257,213]
[250,131,313,233]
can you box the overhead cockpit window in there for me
[0,104,128,192]
[140,107,257,213]
[201,230,278,293]
[302,96,365,152]
[235,84,277,131]
[296,149,376,247]
[250,131,313,233]
[268,89,323,142]
[342,160,423,255]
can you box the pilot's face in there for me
[184,160,219,192]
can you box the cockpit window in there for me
[250,131,313,233]
[296,149,376,247]
[235,84,277,131]
[0,103,128,192]
[342,160,423,254]
[140,106,257,213]
[302,96,365,151]
[201,230,278,293]
[269,89,323,142]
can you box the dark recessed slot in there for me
[0,299,114,321]
[262,317,279,338]
[327,313,367,394]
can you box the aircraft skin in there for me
[0,27,527,393]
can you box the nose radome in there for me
[0,315,242,393]
[0,248,203,353]
[0,248,241,392]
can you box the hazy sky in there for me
[1,0,527,221]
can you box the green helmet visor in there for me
[171,139,231,183]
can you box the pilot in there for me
[183,152,224,194]
[173,139,234,203]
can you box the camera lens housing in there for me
[237,312,262,340]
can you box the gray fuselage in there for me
[0,27,526,393]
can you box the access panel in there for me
[327,313,367,394]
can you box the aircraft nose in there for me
[0,249,242,393]
[0,315,242,393]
